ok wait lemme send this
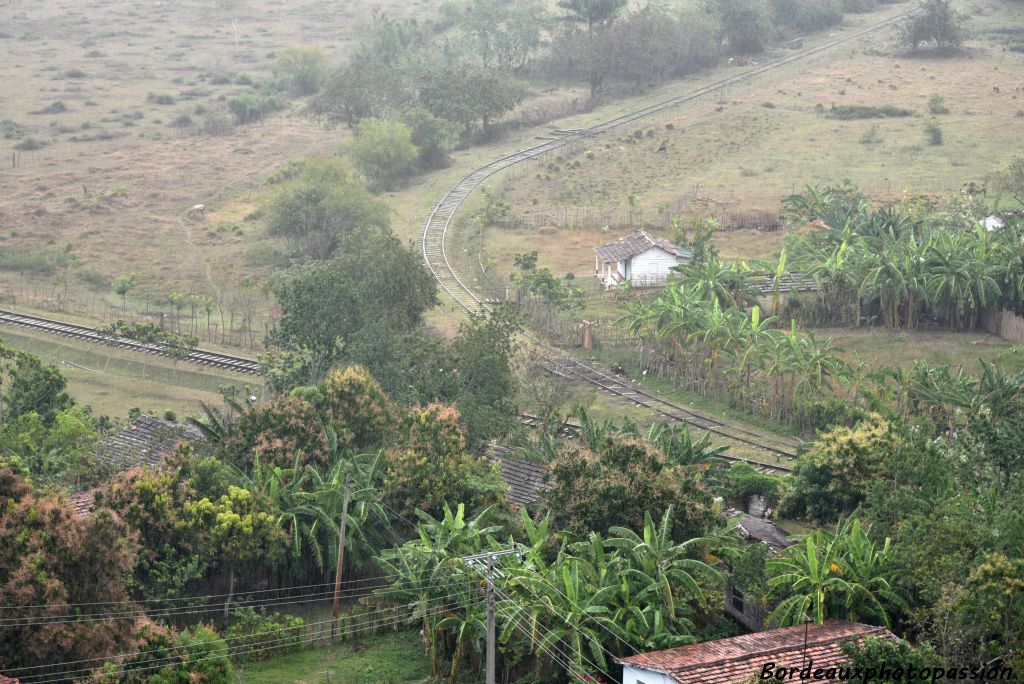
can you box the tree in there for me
[402,107,463,170]
[0,343,73,425]
[899,0,967,52]
[271,46,328,96]
[268,228,438,377]
[544,436,718,542]
[348,118,418,192]
[714,0,772,54]
[383,404,509,522]
[112,272,137,315]
[449,304,521,445]
[992,157,1024,209]
[457,0,548,73]
[779,414,900,523]
[416,61,529,134]
[0,467,139,670]
[265,157,390,260]
[550,0,627,97]
[767,519,903,628]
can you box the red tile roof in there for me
[618,621,896,684]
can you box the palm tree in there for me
[606,509,723,620]
[767,518,903,628]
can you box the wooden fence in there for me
[982,308,1024,344]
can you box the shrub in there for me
[163,409,177,422]
[201,113,234,136]
[147,92,176,105]
[928,93,950,114]
[64,68,87,79]
[14,136,46,151]
[227,92,281,125]
[924,120,943,145]
[168,113,193,128]
[899,0,967,52]
[348,118,418,192]
[859,125,883,145]
[825,104,914,119]
[271,46,328,96]
[223,608,304,662]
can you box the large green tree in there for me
[265,158,390,260]
[268,228,438,380]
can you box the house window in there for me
[732,585,745,613]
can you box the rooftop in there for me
[478,443,553,508]
[618,621,896,684]
[69,415,204,517]
[595,231,691,263]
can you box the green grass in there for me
[236,632,430,684]
[821,327,1024,374]
[0,327,258,419]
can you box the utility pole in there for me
[331,472,352,641]
[461,549,519,684]
[486,554,496,684]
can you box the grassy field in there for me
[237,632,430,684]
[0,327,258,419]
[824,327,1024,374]
[483,0,1024,280]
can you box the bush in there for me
[223,608,304,662]
[825,104,914,120]
[227,92,281,125]
[924,120,943,145]
[928,93,950,114]
[899,0,967,52]
[147,92,176,105]
[271,46,328,96]
[348,118,418,192]
[64,68,87,79]
[770,0,843,33]
[14,136,46,151]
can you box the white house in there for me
[594,231,692,288]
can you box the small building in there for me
[69,415,204,516]
[594,231,691,289]
[477,443,553,510]
[618,621,897,684]
[725,513,795,631]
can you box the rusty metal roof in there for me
[618,621,896,683]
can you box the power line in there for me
[12,592,471,683]
[0,574,475,628]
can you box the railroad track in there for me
[419,14,908,469]
[0,309,262,375]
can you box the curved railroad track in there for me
[420,14,907,470]
[0,309,262,375]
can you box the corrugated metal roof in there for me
[70,416,205,517]
[95,415,204,471]
[595,231,691,263]
[618,621,896,683]
[478,444,552,508]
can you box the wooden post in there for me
[485,555,496,684]
[331,473,352,641]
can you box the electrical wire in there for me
[0,574,478,628]
[12,591,471,683]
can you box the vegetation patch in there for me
[825,104,914,119]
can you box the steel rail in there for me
[0,308,261,374]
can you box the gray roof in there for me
[96,415,204,470]
[595,231,691,263]
[70,416,205,517]
[478,444,553,508]
[735,514,793,553]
